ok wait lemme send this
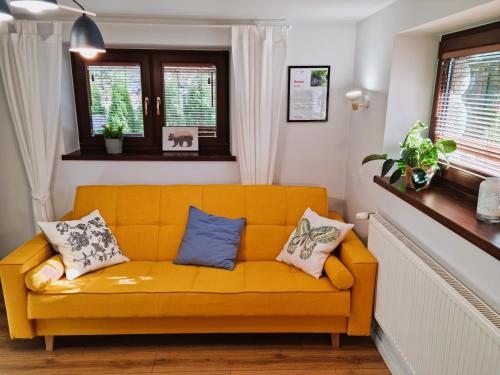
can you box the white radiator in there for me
[368,214,500,375]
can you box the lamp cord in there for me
[71,0,85,11]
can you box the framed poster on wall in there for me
[287,66,331,122]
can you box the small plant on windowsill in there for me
[362,122,457,191]
[103,122,127,155]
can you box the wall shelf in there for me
[62,150,236,162]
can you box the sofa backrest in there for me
[72,185,328,261]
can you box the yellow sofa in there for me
[0,185,377,350]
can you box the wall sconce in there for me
[346,90,370,110]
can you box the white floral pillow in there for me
[276,208,354,278]
[38,210,129,280]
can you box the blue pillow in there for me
[174,206,245,271]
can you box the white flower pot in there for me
[105,138,123,154]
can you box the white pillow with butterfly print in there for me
[276,208,354,279]
[38,210,129,280]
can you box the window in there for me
[71,49,230,156]
[431,22,500,191]
[434,51,500,176]
[88,64,144,137]
[163,65,217,137]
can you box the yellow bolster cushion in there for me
[25,255,65,292]
[324,256,354,290]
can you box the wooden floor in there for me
[0,301,389,375]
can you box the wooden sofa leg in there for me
[331,333,340,349]
[45,336,54,352]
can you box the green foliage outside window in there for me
[88,65,144,136]
[90,83,105,115]
[107,79,140,132]
[89,66,218,137]
[184,75,216,126]
[165,73,186,126]
[164,70,216,128]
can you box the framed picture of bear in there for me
[162,127,199,152]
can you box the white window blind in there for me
[163,65,217,137]
[87,64,144,136]
[434,51,500,177]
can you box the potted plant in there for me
[103,122,126,155]
[362,122,457,191]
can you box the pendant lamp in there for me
[0,0,13,21]
[69,14,105,59]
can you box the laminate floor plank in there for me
[152,348,386,372]
[0,302,389,374]
[0,352,157,375]
[231,370,391,375]
[106,373,229,375]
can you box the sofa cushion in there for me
[324,256,354,290]
[38,210,129,280]
[174,206,245,270]
[28,261,350,319]
[25,255,65,292]
[277,208,354,279]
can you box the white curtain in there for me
[231,25,288,184]
[0,21,62,225]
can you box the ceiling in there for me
[53,0,399,22]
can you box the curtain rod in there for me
[88,15,291,28]
[15,15,291,29]
[24,21,292,29]
[98,22,292,29]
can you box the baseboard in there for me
[371,321,413,375]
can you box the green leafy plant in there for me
[362,122,457,191]
[102,122,126,139]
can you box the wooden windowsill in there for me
[62,150,237,162]
[374,176,500,260]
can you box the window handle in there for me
[144,97,149,117]
[156,97,161,116]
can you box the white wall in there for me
[345,0,499,240]
[0,20,357,257]
[345,0,500,313]
[275,21,356,213]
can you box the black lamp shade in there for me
[69,14,105,58]
[0,0,13,21]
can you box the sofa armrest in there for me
[329,212,377,336]
[0,212,72,338]
[1,235,54,271]
[324,255,354,290]
[0,235,53,338]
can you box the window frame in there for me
[152,50,230,155]
[429,21,500,195]
[71,49,231,156]
[71,50,154,153]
